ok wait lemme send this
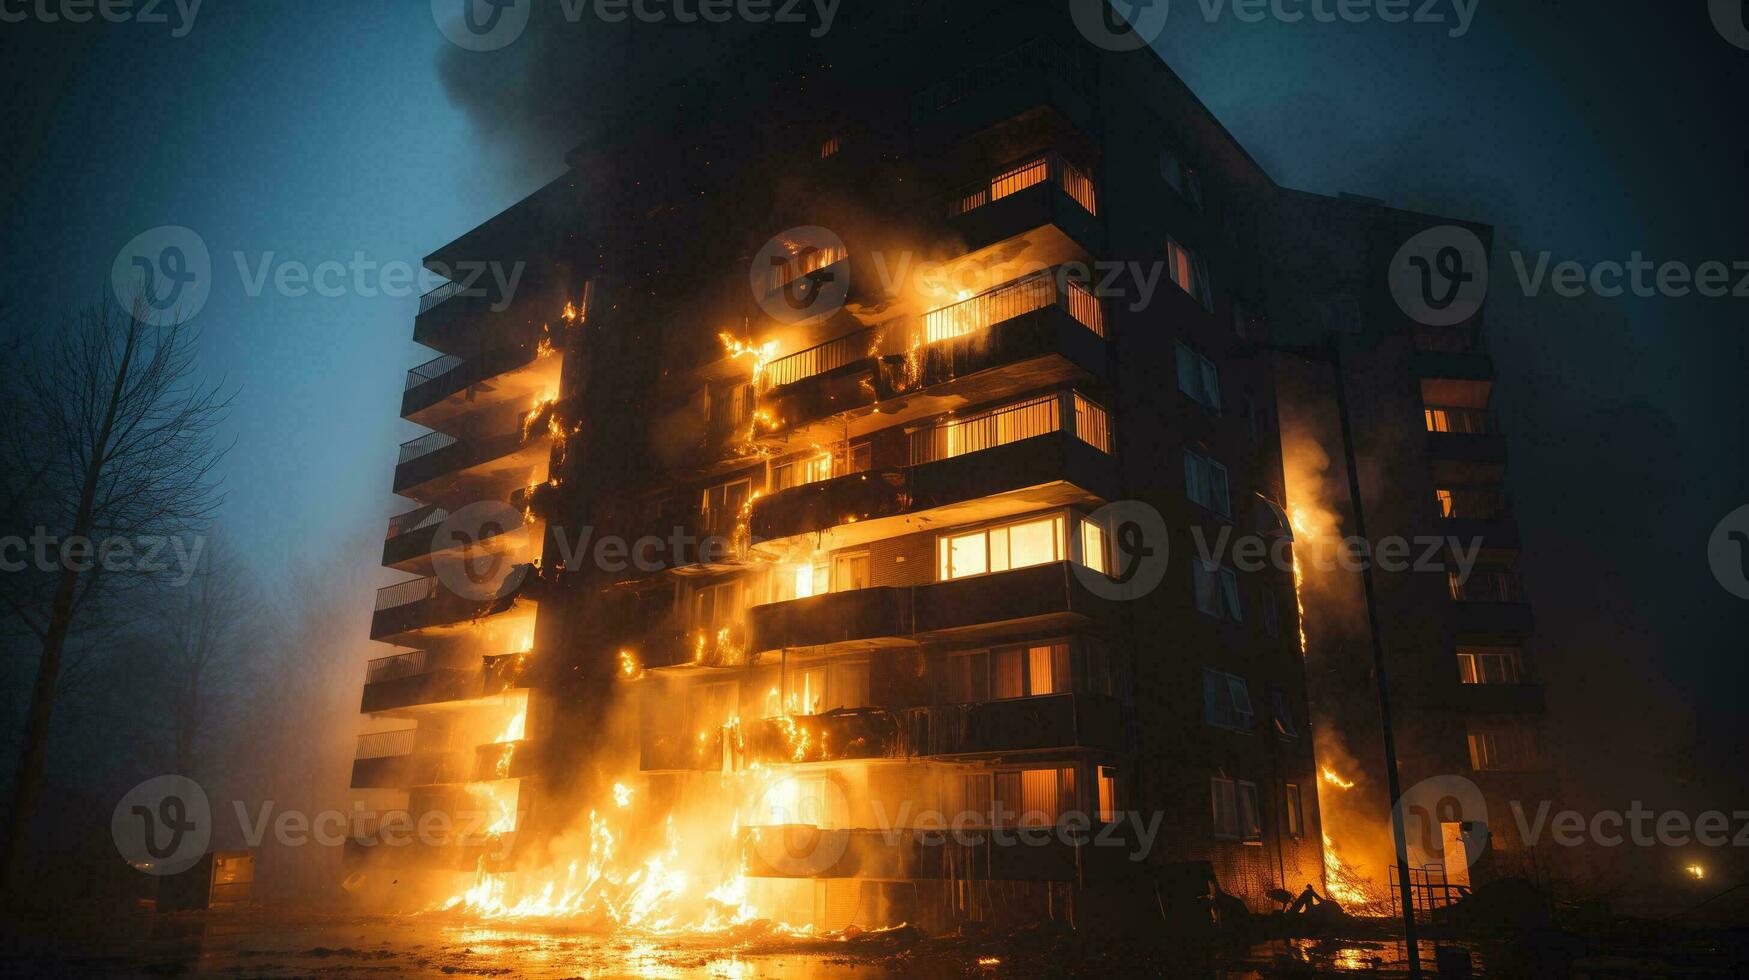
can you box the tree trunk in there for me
[3,561,84,889]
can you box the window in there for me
[786,665,826,715]
[1285,783,1305,839]
[950,773,994,826]
[996,767,1076,827]
[1269,689,1298,739]
[709,382,756,435]
[1166,238,1212,311]
[1072,393,1113,452]
[701,478,751,534]
[1211,777,1237,837]
[1193,559,1242,621]
[772,557,829,602]
[1202,668,1254,732]
[785,660,868,715]
[948,642,1070,702]
[1467,723,1539,771]
[1175,342,1221,414]
[758,774,845,828]
[1159,147,1202,207]
[687,681,740,734]
[691,579,743,633]
[774,453,833,492]
[1097,766,1118,823]
[938,514,1066,581]
[1237,781,1263,842]
[1078,517,1109,575]
[820,135,842,159]
[1457,646,1523,685]
[832,553,870,592]
[1262,588,1280,638]
[1183,451,1231,517]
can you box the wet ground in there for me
[1,906,1743,977]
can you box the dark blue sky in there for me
[3,2,1744,803]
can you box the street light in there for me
[1237,331,1423,977]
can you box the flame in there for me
[719,333,778,386]
[1321,833,1385,913]
[561,301,581,323]
[1320,767,1355,791]
[1288,503,1312,656]
[536,335,556,358]
[618,648,643,680]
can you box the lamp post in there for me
[1239,331,1423,977]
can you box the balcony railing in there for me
[398,430,460,466]
[1449,570,1526,603]
[910,391,1111,465]
[365,650,429,684]
[385,505,447,541]
[375,576,438,612]
[355,728,417,760]
[1424,405,1497,435]
[761,327,877,390]
[418,280,464,315]
[922,270,1104,343]
[405,354,466,391]
[1436,488,1511,520]
[947,152,1098,218]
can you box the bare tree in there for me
[0,297,231,888]
[144,534,258,776]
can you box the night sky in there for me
[2,0,1744,822]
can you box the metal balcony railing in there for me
[375,576,438,612]
[909,390,1111,464]
[354,728,417,760]
[947,152,1098,218]
[405,354,466,391]
[1435,488,1511,520]
[365,650,430,684]
[398,430,459,466]
[921,269,1104,344]
[385,505,447,540]
[761,327,878,390]
[418,280,464,315]
[1448,570,1526,603]
[1424,405,1497,435]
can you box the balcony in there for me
[473,739,541,782]
[381,501,543,574]
[1454,681,1547,716]
[482,653,531,698]
[412,277,559,356]
[1433,488,1520,560]
[401,341,562,429]
[902,693,1123,758]
[945,152,1103,264]
[349,729,467,789]
[359,651,484,715]
[744,709,904,766]
[747,562,1116,658]
[1424,405,1507,483]
[749,428,1118,552]
[1447,570,1533,638]
[392,417,555,504]
[369,572,533,644]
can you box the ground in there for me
[1,905,1745,977]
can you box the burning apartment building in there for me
[334,0,1542,933]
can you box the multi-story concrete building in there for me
[342,0,1561,929]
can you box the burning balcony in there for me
[944,151,1103,261]
[392,410,558,503]
[901,693,1124,758]
[473,738,542,782]
[349,728,468,789]
[401,339,563,429]
[369,574,535,645]
[739,823,1136,883]
[747,587,916,656]
[381,500,544,574]
[412,276,559,356]
[359,650,485,715]
[750,425,1117,553]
